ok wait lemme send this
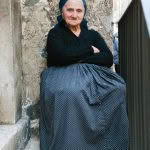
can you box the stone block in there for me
[0,0,22,124]
[0,117,30,150]
[24,136,40,150]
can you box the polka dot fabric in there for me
[40,64,128,150]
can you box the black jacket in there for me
[46,20,113,67]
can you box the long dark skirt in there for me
[40,64,128,150]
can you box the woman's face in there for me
[62,0,85,27]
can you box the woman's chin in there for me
[67,22,81,27]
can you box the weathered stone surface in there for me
[0,0,22,124]
[24,136,40,150]
[0,116,30,150]
[21,0,113,105]
[23,102,40,137]
[21,0,50,105]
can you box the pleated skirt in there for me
[40,64,128,150]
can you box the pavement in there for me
[24,136,40,150]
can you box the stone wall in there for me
[21,0,113,105]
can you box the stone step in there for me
[0,116,30,150]
[24,136,40,150]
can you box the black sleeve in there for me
[81,30,113,68]
[46,29,93,66]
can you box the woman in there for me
[113,31,120,74]
[40,0,128,149]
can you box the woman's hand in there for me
[92,46,100,53]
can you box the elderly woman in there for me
[40,0,128,149]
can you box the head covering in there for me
[59,0,87,14]
[57,0,87,27]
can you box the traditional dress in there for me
[40,20,128,150]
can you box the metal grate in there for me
[119,0,150,149]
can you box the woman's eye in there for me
[77,9,83,13]
[67,9,74,12]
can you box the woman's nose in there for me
[72,11,77,18]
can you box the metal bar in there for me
[119,0,150,149]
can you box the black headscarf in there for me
[57,0,87,27]
[59,0,87,13]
